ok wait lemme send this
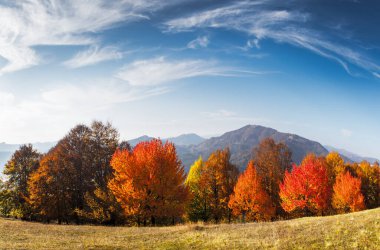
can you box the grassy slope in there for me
[0,208,379,249]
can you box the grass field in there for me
[0,208,379,249]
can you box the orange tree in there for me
[332,171,365,213]
[279,154,331,216]
[228,161,274,222]
[109,139,188,226]
[28,145,74,223]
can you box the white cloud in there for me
[164,1,380,77]
[201,109,237,118]
[341,129,353,137]
[63,46,123,68]
[0,0,174,74]
[247,39,260,49]
[116,57,230,86]
[0,81,169,142]
[187,36,209,49]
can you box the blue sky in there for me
[0,0,379,159]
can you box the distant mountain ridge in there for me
[1,125,378,175]
[127,125,329,172]
[128,134,206,147]
[325,145,379,164]
[183,125,329,171]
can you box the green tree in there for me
[0,178,13,216]
[3,144,41,219]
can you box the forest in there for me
[0,121,379,226]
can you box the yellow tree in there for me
[325,152,345,185]
[185,156,210,222]
[229,161,275,222]
[200,148,239,223]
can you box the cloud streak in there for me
[187,36,209,49]
[0,0,175,74]
[63,46,123,68]
[116,57,232,86]
[164,1,380,77]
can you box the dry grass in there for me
[0,208,379,249]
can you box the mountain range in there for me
[324,145,379,164]
[1,125,378,174]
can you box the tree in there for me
[228,161,275,222]
[118,141,132,151]
[28,121,122,224]
[3,144,41,219]
[28,145,74,223]
[109,139,188,226]
[355,161,379,208]
[279,154,331,216]
[253,138,292,216]
[81,121,121,224]
[199,148,239,223]
[325,152,345,185]
[0,178,13,216]
[332,171,365,213]
[185,156,210,222]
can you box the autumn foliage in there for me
[1,123,379,226]
[279,154,331,215]
[229,161,274,221]
[109,139,188,225]
[253,138,292,216]
[199,148,239,223]
[332,171,365,213]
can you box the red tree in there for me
[332,171,365,213]
[279,154,331,216]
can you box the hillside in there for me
[183,125,329,171]
[0,208,378,249]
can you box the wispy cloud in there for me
[341,128,353,138]
[116,57,232,86]
[0,81,169,142]
[187,36,209,49]
[164,1,380,77]
[201,109,236,118]
[63,46,123,68]
[0,0,174,74]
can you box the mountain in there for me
[181,125,328,172]
[325,145,379,164]
[165,133,205,146]
[126,125,332,172]
[128,135,155,147]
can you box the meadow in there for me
[0,208,379,249]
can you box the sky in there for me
[0,0,379,159]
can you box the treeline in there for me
[0,121,379,225]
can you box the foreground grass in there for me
[0,208,379,249]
